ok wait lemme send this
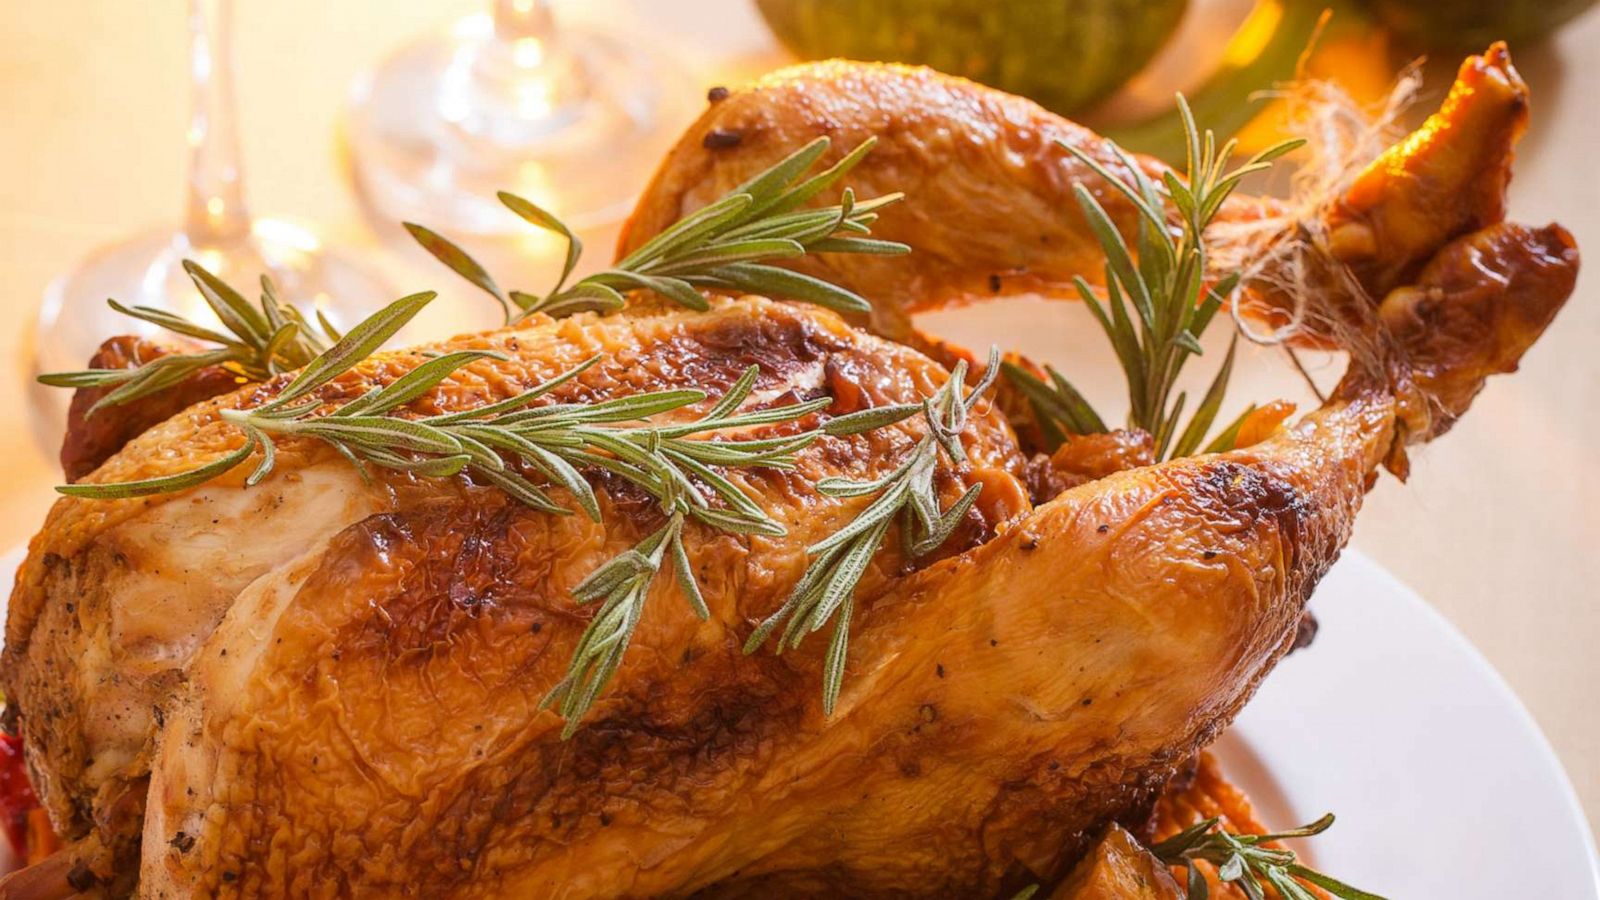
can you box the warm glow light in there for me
[253,218,323,253]
[206,197,225,218]
[194,247,226,273]
[513,36,545,69]
[511,161,566,259]
[449,13,493,41]
[1222,0,1284,69]
[514,71,556,120]
[516,223,566,261]
[515,160,555,209]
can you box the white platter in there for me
[0,546,1594,895]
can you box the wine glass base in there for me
[27,221,393,462]
[346,13,698,243]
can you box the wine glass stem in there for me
[184,0,252,249]
[493,0,555,42]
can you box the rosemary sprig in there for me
[1005,97,1302,460]
[1151,814,1387,900]
[538,511,688,737]
[540,374,937,734]
[406,136,908,324]
[38,138,901,415]
[743,348,1000,715]
[1009,814,1383,900]
[57,294,834,531]
[37,261,336,414]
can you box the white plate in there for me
[0,547,1595,895]
[1218,552,1600,897]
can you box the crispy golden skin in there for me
[621,47,1538,354]
[0,48,1578,899]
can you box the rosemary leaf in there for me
[822,404,921,436]
[403,222,508,315]
[58,437,258,500]
[264,290,436,409]
[183,259,271,341]
[1005,97,1299,462]
[107,298,235,346]
[541,514,683,739]
[40,139,903,416]
[690,263,872,314]
[1171,337,1238,459]
[498,191,581,294]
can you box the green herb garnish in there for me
[56,292,831,520]
[408,136,907,324]
[40,137,903,413]
[37,261,338,414]
[1009,814,1383,900]
[1152,814,1387,900]
[1005,97,1302,460]
[743,348,1000,715]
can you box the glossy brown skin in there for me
[1378,221,1578,443]
[2,48,1579,900]
[57,48,1540,487]
[1028,430,1156,502]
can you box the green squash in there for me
[755,0,1190,115]
[1362,0,1597,51]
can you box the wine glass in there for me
[345,0,697,248]
[26,0,392,451]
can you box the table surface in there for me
[1,0,1595,839]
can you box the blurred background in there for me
[0,0,1596,836]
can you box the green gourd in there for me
[755,0,1191,115]
[1362,0,1597,51]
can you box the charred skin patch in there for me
[1193,461,1309,529]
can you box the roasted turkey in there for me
[0,45,1577,898]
